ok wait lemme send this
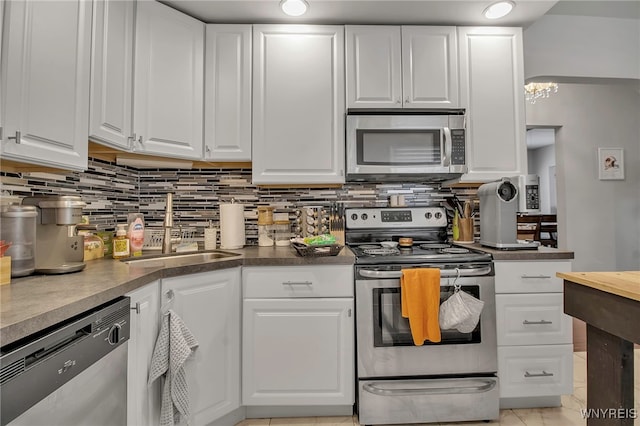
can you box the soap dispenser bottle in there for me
[112,224,130,259]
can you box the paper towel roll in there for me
[220,203,245,249]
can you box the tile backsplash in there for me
[1,158,469,244]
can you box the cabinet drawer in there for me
[496,293,572,346]
[243,265,353,298]
[495,261,571,294]
[498,344,573,398]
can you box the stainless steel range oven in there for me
[346,207,499,425]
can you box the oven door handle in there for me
[358,266,492,279]
[363,379,496,397]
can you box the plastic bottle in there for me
[127,213,145,256]
[113,224,130,259]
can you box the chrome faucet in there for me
[162,193,174,254]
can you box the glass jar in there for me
[258,224,274,247]
[273,213,291,246]
[0,205,37,277]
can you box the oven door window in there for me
[373,286,481,347]
[356,129,442,166]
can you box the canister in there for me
[0,205,37,277]
[273,213,291,246]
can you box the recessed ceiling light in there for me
[280,0,309,17]
[483,1,515,19]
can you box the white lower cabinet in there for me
[495,260,573,408]
[242,265,354,406]
[161,267,242,424]
[126,281,162,426]
[498,344,574,398]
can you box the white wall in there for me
[524,15,640,82]
[526,83,640,271]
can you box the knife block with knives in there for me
[329,203,345,246]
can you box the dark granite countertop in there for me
[458,242,574,261]
[0,245,355,347]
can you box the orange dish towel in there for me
[401,268,442,345]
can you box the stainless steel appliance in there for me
[346,110,467,182]
[516,174,540,214]
[478,178,539,250]
[346,207,499,425]
[22,196,86,274]
[0,296,130,426]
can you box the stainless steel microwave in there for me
[346,110,467,182]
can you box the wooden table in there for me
[558,271,640,425]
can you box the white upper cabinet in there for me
[402,26,459,108]
[346,26,402,108]
[457,27,526,182]
[1,0,91,171]
[134,0,204,160]
[346,25,458,109]
[252,25,345,184]
[204,24,252,161]
[89,0,135,150]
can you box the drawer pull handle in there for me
[523,320,553,325]
[524,370,554,378]
[521,275,552,279]
[282,281,313,286]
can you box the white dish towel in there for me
[148,309,199,426]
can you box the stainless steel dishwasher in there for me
[0,296,130,426]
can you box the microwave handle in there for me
[442,127,452,167]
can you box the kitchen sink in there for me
[121,249,241,268]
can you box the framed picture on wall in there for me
[598,148,625,180]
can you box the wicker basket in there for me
[292,242,343,257]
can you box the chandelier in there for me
[525,82,558,104]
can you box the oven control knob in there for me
[425,212,432,219]
[351,213,358,221]
[361,213,368,221]
[435,212,442,219]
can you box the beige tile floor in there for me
[236,351,640,425]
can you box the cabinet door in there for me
[252,25,345,184]
[162,268,241,425]
[1,0,91,171]
[345,25,402,109]
[402,26,458,108]
[134,0,204,160]
[495,260,571,294]
[458,27,526,182]
[126,281,161,426]
[204,24,252,161]
[496,293,573,346]
[498,344,573,398]
[89,0,135,150]
[243,298,354,406]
